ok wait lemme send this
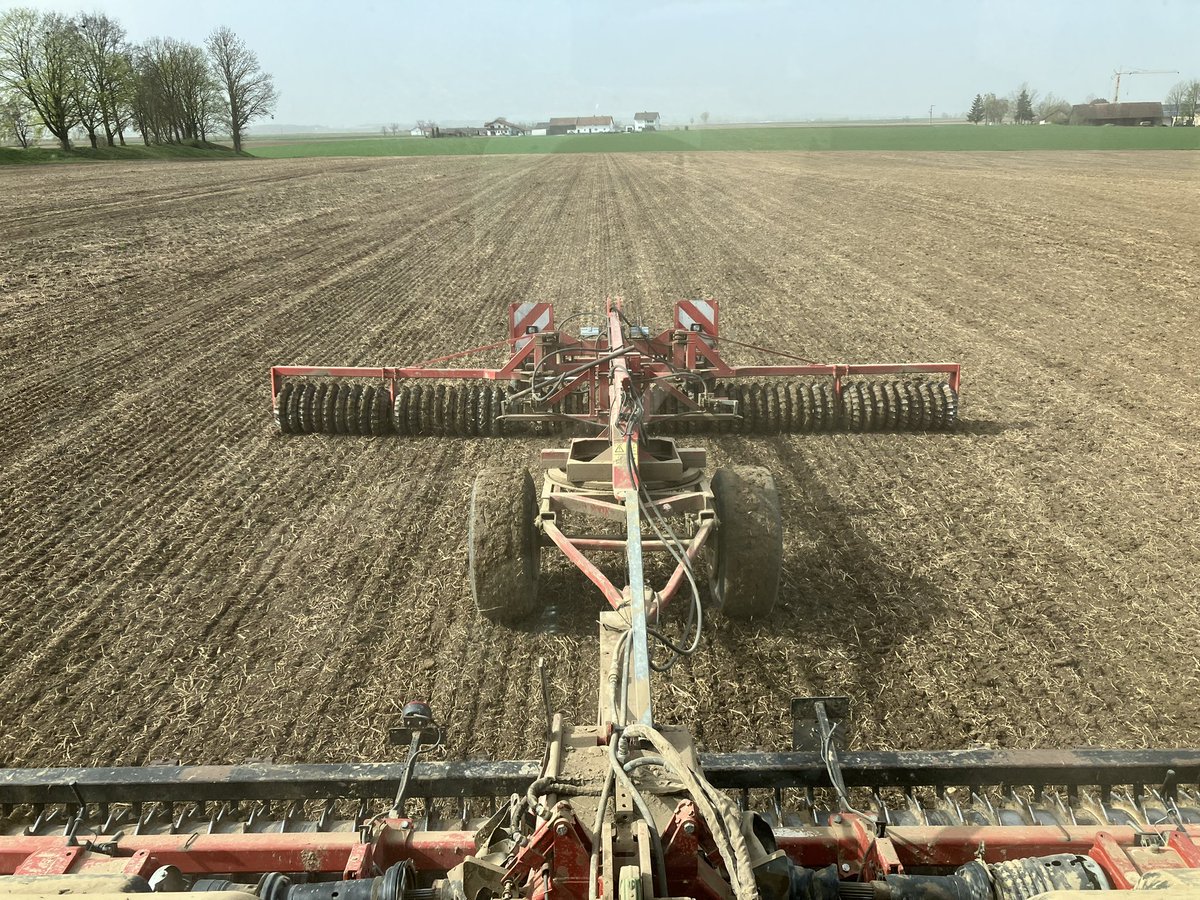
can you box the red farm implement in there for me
[3,299,1198,900]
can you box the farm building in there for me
[438,126,485,137]
[548,115,616,134]
[484,118,526,136]
[530,122,551,136]
[633,111,661,131]
[1070,101,1165,126]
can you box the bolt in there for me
[683,822,696,835]
[833,814,843,824]
[399,820,411,830]
[841,864,852,874]
[555,822,570,837]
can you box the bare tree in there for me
[1165,79,1200,123]
[389,122,399,135]
[982,92,1009,125]
[74,12,128,146]
[131,38,214,144]
[0,8,82,150]
[1035,92,1071,123]
[0,90,35,147]
[206,26,276,152]
[700,110,709,124]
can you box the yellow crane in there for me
[1112,68,1178,102]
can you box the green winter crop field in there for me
[248,124,1200,158]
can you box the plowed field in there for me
[2,151,1198,769]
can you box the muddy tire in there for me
[469,468,540,623]
[711,466,782,620]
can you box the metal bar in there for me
[4,750,1196,807]
[654,520,713,611]
[608,299,652,728]
[720,363,961,379]
[567,536,669,551]
[0,760,541,805]
[699,748,1200,789]
[7,749,1198,810]
[0,826,476,876]
[270,365,501,380]
[551,492,627,523]
[543,520,626,610]
[771,824,1200,870]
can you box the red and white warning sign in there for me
[674,299,719,337]
[509,302,554,348]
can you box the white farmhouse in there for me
[548,115,616,134]
[633,112,661,131]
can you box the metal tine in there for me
[1144,788,1179,828]
[1176,788,1200,823]
[968,790,997,825]
[246,801,266,831]
[872,789,892,826]
[740,788,749,812]
[101,804,129,834]
[926,786,962,825]
[136,802,161,836]
[317,799,336,833]
[460,796,469,830]
[22,804,46,837]
[903,788,926,826]
[1108,788,1147,828]
[772,787,783,826]
[281,800,303,832]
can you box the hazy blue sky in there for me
[4,0,1198,127]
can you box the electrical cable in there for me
[607,732,670,899]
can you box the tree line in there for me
[0,7,277,152]
[966,79,1200,125]
[966,85,1070,125]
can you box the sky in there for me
[3,0,1198,128]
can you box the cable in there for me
[587,765,615,900]
[607,733,669,899]
[622,724,761,900]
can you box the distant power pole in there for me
[929,104,934,125]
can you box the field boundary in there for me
[247,124,1200,159]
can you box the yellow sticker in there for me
[612,442,638,467]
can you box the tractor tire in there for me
[469,468,540,623]
[710,466,782,620]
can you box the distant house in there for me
[531,122,552,136]
[438,126,485,137]
[548,115,616,134]
[633,111,661,132]
[484,117,526,136]
[410,126,428,137]
[1070,101,1165,126]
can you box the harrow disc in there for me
[272,376,959,436]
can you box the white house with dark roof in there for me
[633,111,661,131]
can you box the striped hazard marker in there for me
[674,299,719,337]
[509,302,554,348]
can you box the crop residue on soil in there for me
[1,151,1198,769]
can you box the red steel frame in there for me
[5,817,1200,887]
[268,300,961,420]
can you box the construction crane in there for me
[1112,68,1178,102]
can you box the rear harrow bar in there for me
[269,300,961,437]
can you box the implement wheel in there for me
[469,468,540,623]
[710,466,782,619]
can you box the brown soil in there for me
[1,151,1198,769]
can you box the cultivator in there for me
[4,299,1198,900]
[268,300,960,437]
